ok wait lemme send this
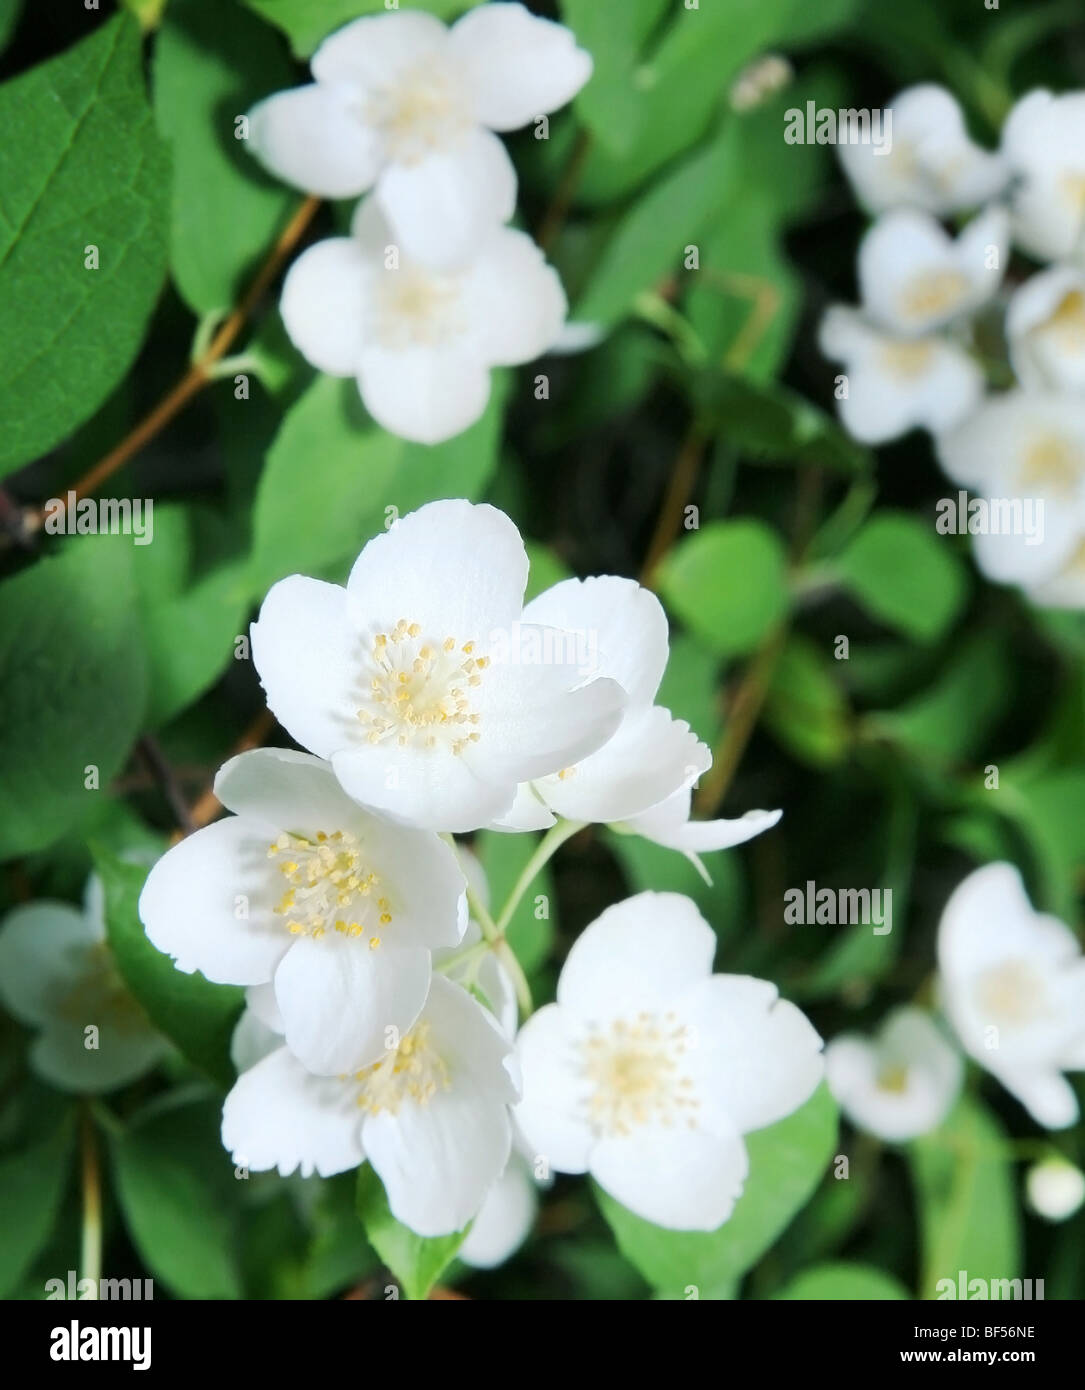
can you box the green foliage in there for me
[0,1118,74,1297]
[764,635,851,768]
[356,1165,470,1301]
[774,1261,909,1299]
[836,513,968,644]
[0,17,169,477]
[242,0,463,57]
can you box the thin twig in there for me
[536,128,592,252]
[137,735,196,835]
[179,709,277,839]
[640,422,707,586]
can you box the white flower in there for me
[858,206,1008,338]
[514,892,823,1231]
[1002,90,1085,262]
[838,84,1007,216]
[139,748,466,1075]
[936,392,1085,587]
[459,1154,538,1268]
[824,1007,961,1142]
[1026,1157,1085,1222]
[1026,537,1085,609]
[1006,265,1085,391]
[249,501,625,834]
[223,975,518,1237]
[281,197,565,445]
[819,305,983,443]
[492,576,781,864]
[247,4,591,269]
[937,862,1085,1129]
[0,876,166,1094]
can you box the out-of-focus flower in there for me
[0,876,167,1093]
[838,84,1007,216]
[1006,265,1085,391]
[1026,1156,1085,1222]
[1002,90,1085,262]
[938,862,1085,1129]
[858,206,1008,338]
[459,1154,538,1268]
[514,892,823,1231]
[250,501,625,834]
[140,748,465,1075]
[825,1007,962,1141]
[247,4,591,269]
[819,304,983,443]
[281,198,566,445]
[223,975,517,1236]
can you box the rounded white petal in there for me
[513,1003,594,1172]
[459,227,567,366]
[557,892,715,1021]
[627,791,783,854]
[214,747,369,831]
[1007,266,1085,392]
[138,820,287,986]
[459,1158,537,1268]
[273,933,432,1074]
[311,11,450,88]
[375,128,516,270]
[31,1022,165,1096]
[1002,90,1085,261]
[522,575,670,708]
[332,741,515,835]
[248,84,381,198]
[590,1121,749,1232]
[1026,1158,1085,1221]
[678,974,824,1134]
[449,2,592,131]
[357,341,492,444]
[250,576,360,761]
[995,1067,1079,1130]
[222,1046,365,1178]
[280,237,374,376]
[938,863,1073,980]
[0,902,96,1026]
[230,1006,282,1074]
[488,782,557,832]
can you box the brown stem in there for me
[137,735,196,835]
[640,423,707,587]
[180,709,277,839]
[536,128,592,252]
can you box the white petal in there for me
[590,1121,749,1232]
[357,341,492,444]
[522,575,669,707]
[557,892,715,1021]
[513,1003,594,1172]
[628,792,783,854]
[222,1046,364,1178]
[250,577,360,761]
[459,227,567,365]
[273,934,432,1074]
[230,1006,282,1074]
[536,706,709,824]
[449,3,592,131]
[248,84,381,198]
[214,747,369,831]
[1007,266,1085,392]
[332,742,515,835]
[138,820,287,986]
[376,128,516,270]
[459,1158,537,1268]
[280,237,373,376]
[361,816,466,949]
[346,499,528,641]
[0,902,96,1026]
[311,11,449,88]
[1003,90,1085,261]
[678,975,824,1134]
[488,781,557,832]
[31,1023,165,1096]
[996,1067,1079,1130]
[938,863,1074,980]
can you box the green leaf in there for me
[560,0,668,156]
[95,851,243,1088]
[909,1096,1021,1301]
[0,0,22,54]
[774,1261,909,1300]
[355,1164,469,1301]
[242,0,463,57]
[996,769,1085,924]
[0,16,169,476]
[251,372,508,592]
[763,635,851,768]
[0,542,148,860]
[0,1119,74,1298]
[658,520,789,657]
[111,1096,242,1298]
[154,0,296,315]
[596,1084,838,1298]
[836,513,968,643]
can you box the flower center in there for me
[352,1022,450,1115]
[268,830,391,949]
[357,618,486,755]
[875,1061,910,1094]
[897,269,969,322]
[367,58,472,164]
[373,266,466,349]
[1043,289,1085,354]
[581,1012,699,1137]
[1059,171,1085,214]
[1020,433,1080,494]
[879,340,936,378]
[974,959,1048,1027]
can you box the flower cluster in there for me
[247,4,592,444]
[821,83,1085,609]
[138,499,811,1240]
